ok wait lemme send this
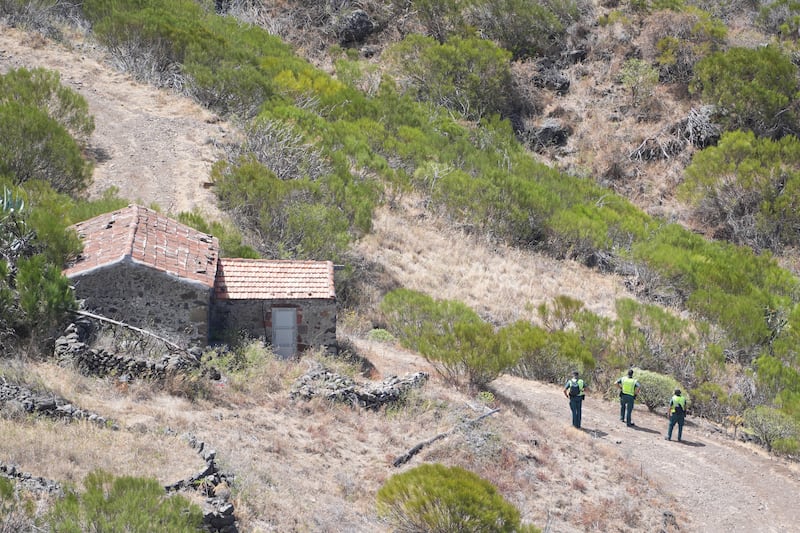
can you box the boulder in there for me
[336,9,374,44]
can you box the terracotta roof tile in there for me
[215,258,336,300]
[63,205,219,288]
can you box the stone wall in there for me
[69,260,212,347]
[0,375,113,427]
[54,321,200,380]
[210,298,337,353]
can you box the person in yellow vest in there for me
[563,370,586,429]
[665,388,687,442]
[616,368,640,427]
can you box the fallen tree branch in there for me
[392,408,500,467]
[72,309,188,354]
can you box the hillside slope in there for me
[2,20,800,533]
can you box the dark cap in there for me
[572,370,579,377]
[674,389,681,395]
[627,369,634,377]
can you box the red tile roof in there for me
[63,205,219,287]
[214,258,336,300]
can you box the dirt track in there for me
[357,336,800,532]
[492,374,800,533]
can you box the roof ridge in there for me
[127,204,141,257]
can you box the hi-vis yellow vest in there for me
[621,377,637,395]
[670,395,686,414]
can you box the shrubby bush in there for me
[744,405,798,452]
[0,182,79,349]
[177,210,259,259]
[756,0,800,37]
[690,381,745,423]
[376,463,539,532]
[680,130,800,252]
[387,34,514,121]
[632,222,798,356]
[0,89,93,194]
[771,437,800,456]
[505,321,594,384]
[613,298,700,386]
[691,46,798,137]
[619,59,659,107]
[0,476,37,531]
[380,289,521,388]
[463,0,573,61]
[46,469,203,532]
[211,158,357,262]
[414,0,465,42]
[631,368,683,412]
[643,7,727,86]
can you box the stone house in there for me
[211,258,336,357]
[63,205,337,356]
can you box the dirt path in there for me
[0,27,227,219]
[354,336,800,532]
[491,374,800,533]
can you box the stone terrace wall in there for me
[54,320,200,380]
[69,260,212,347]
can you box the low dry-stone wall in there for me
[1,432,237,533]
[0,376,113,427]
[290,363,429,409]
[165,434,238,533]
[0,462,62,495]
[54,321,200,381]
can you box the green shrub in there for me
[771,437,800,456]
[613,298,699,385]
[619,59,659,107]
[680,130,800,252]
[367,328,396,343]
[386,34,514,121]
[631,368,683,412]
[757,0,800,38]
[0,101,92,195]
[0,67,95,196]
[47,470,203,533]
[464,0,572,61]
[632,222,798,355]
[744,405,798,452]
[650,7,727,85]
[691,46,798,136]
[0,67,94,144]
[690,381,745,423]
[177,210,259,259]
[16,255,75,341]
[414,0,465,42]
[505,322,595,384]
[376,463,539,532]
[0,476,37,531]
[0,181,79,350]
[380,289,521,388]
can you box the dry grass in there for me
[0,418,198,487]
[354,202,635,327]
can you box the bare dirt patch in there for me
[0,26,228,220]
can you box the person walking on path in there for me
[616,369,640,427]
[563,371,586,429]
[564,370,586,429]
[665,389,687,441]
